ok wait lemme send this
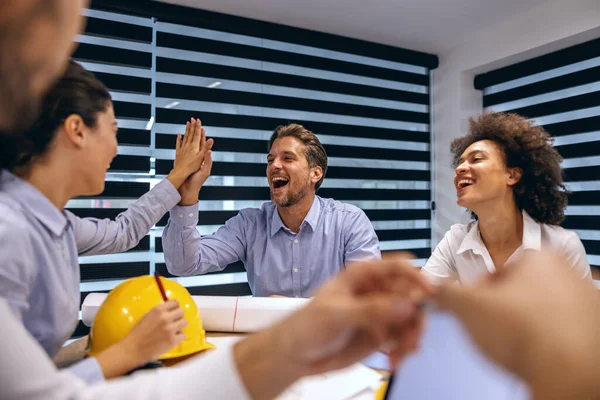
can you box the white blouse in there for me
[422,211,592,285]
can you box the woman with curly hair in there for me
[422,112,591,285]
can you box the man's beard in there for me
[271,185,308,208]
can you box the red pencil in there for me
[154,272,168,302]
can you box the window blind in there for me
[66,0,438,337]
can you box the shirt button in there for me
[293,268,299,273]
[294,239,298,244]
[177,242,181,246]
[188,213,194,217]
[178,213,183,219]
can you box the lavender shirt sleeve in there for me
[343,209,381,265]
[162,203,247,276]
[68,179,180,256]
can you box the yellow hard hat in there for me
[88,275,214,360]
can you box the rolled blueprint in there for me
[81,293,309,332]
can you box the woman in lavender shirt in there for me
[0,61,212,382]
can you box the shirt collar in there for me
[456,219,484,255]
[270,196,321,237]
[0,170,69,237]
[456,210,541,255]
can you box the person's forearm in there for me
[519,332,600,400]
[529,374,600,400]
[95,343,145,379]
[73,179,181,256]
[233,327,304,400]
[53,336,89,368]
[529,354,600,399]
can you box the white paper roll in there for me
[81,293,309,332]
[81,293,111,327]
[192,296,239,332]
[233,297,308,332]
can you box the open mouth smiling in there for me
[457,178,475,190]
[272,176,289,189]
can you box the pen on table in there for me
[154,271,169,302]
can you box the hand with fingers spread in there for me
[179,139,214,206]
[167,117,214,190]
[93,300,187,378]
[171,118,215,205]
[434,250,600,400]
[233,255,434,400]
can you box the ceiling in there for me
[159,0,551,54]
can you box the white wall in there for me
[431,0,600,244]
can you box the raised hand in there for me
[167,118,213,189]
[179,142,213,206]
[174,117,214,206]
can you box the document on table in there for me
[277,363,382,400]
[207,336,383,400]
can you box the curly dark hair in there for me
[450,112,568,225]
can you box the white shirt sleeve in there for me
[0,299,251,400]
[561,231,592,281]
[421,230,459,285]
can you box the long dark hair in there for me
[0,60,112,170]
